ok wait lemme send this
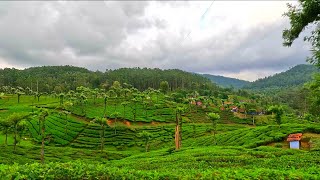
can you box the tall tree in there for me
[94,117,107,152]
[139,131,152,152]
[59,93,65,106]
[16,91,24,104]
[103,93,109,117]
[121,101,130,120]
[131,98,139,122]
[7,113,28,151]
[175,106,184,150]
[207,112,220,145]
[160,81,169,94]
[38,109,49,164]
[268,105,284,125]
[283,0,320,66]
[111,112,120,135]
[0,118,11,146]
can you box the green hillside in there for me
[0,66,215,92]
[245,64,319,90]
[201,74,250,88]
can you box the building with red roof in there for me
[287,133,302,149]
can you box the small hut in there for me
[287,133,303,149]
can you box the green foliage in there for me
[186,123,320,148]
[138,131,152,152]
[1,146,320,179]
[268,105,284,125]
[160,81,169,94]
[245,64,319,90]
[283,0,320,66]
[0,66,216,93]
[306,73,320,116]
[274,143,283,148]
[202,74,250,88]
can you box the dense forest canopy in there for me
[0,66,219,94]
[201,74,250,88]
[244,64,319,90]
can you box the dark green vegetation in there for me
[201,64,318,90]
[0,66,214,92]
[201,74,250,88]
[245,64,319,90]
[2,146,320,179]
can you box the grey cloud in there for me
[0,1,153,67]
[153,21,310,76]
[0,1,312,81]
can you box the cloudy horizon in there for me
[0,1,311,81]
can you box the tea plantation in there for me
[1,92,320,179]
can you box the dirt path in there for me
[69,113,92,124]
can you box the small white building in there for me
[287,133,302,149]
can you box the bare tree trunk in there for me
[179,114,182,148]
[101,125,105,152]
[14,125,17,151]
[123,106,126,120]
[175,111,180,150]
[5,130,8,146]
[145,140,149,152]
[114,118,117,135]
[65,114,68,135]
[213,122,217,145]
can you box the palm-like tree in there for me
[39,109,49,164]
[91,88,99,105]
[139,131,152,152]
[103,93,109,117]
[130,98,139,121]
[16,91,25,104]
[121,101,130,120]
[111,112,120,134]
[175,106,185,150]
[0,118,11,146]
[268,105,284,125]
[63,110,71,134]
[7,113,28,151]
[78,93,87,115]
[35,92,43,102]
[94,117,107,152]
[59,93,65,106]
[207,112,220,145]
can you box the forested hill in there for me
[201,74,250,88]
[0,66,217,93]
[244,64,319,90]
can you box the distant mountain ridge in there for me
[201,74,250,88]
[200,64,318,89]
[244,64,319,90]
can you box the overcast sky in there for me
[0,1,311,81]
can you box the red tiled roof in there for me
[287,133,302,142]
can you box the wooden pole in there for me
[175,111,180,150]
